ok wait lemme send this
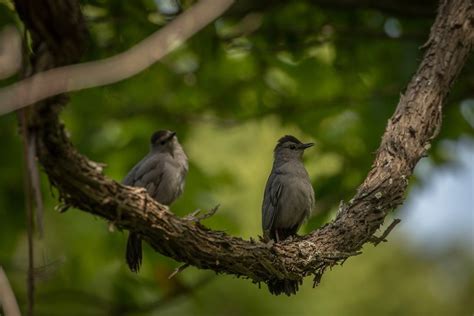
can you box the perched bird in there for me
[123,130,188,272]
[262,135,315,295]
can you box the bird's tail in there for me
[126,232,142,272]
[267,279,301,296]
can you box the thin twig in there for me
[18,109,35,316]
[370,219,401,246]
[184,204,220,222]
[168,263,190,279]
[27,132,44,238]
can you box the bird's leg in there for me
[275,229,280,243]
[264,238,274,248]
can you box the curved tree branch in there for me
[16,0,473,293]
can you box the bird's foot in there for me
[264,239,275,249]
[286,234,302,242]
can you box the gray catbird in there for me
[123,130,188,272]
[262,135,315,295]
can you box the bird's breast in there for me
[274,172,314,229]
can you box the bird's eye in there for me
[160,141,166,145]
[289,144,296,150]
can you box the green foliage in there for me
[0,0,473,315]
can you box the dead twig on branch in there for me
[370,219,402,246]
[184,204,220,222]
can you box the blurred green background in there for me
[1,0,473,315]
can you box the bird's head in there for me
[150,130,179,153]
[274,135,314,161]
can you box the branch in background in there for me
[0,267,21,316]
[15,27,45,316]
[18,112,44,238]
[0,0,235,116]
[26,132,44,238]
[14,0,474,295]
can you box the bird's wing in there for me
[262,171,283,233]
[122,163,140,186]
[122,154,163,188]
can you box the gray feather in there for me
[262,172,283,233]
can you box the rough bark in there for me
[14,0,473,292]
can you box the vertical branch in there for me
[26,146,35,316]
[26,132,44,238]
[18,109,35,316]
[17,25,38,316]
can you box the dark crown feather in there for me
[274,135,302,151]
[277,135,302,145]
[150,130,171,144]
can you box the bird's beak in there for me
[167,131,177,140]
[299,142,314,150]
